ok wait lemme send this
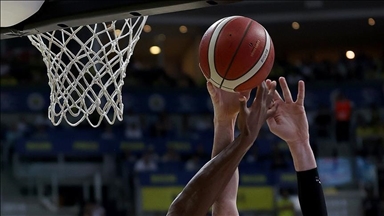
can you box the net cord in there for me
[28,16,148,127]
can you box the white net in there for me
[28,16,148,127]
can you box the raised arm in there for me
[266,77,328,216]
[167,81,276,216]
[206,81,249,215]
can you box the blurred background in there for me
[1,1,383,216]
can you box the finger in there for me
[239,90,251,101]
[254,83,263,102]
[238,96,250,136]
[266,81,277,107]
[279,77,293,103]
[269,81,277,95]
[261,80,267,89]
[253,81,267,107]
[296,80,305,106]
[266,103,278,119]
[266,79,276,100]
[266,113,276,129]
[266,79,271,88]
[259,81,268,96]
[274,90,283,102]
[239,96,247,110]
[206,81,216,97]
[261,81,268,99]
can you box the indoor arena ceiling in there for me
[148,1,384,26]
[136,1,384,60]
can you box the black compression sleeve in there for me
[296,168,328,216]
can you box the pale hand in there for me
[266,77,309,144]
[207,81,250,121]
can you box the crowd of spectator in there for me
[1,42,383,164]
[2,99,382,171]
[1,39,383,88]
[1,101,382,215]
[1,39,383,216]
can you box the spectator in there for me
[146,145,160,162]
[335,56,349,81]
[119,149,137,177]
[194,143,210,162]
[333,92,353,144]
[246,146,259,163]
[314,104,332,139]
[80,200,106,216]
[124,108,143,139]
[277,188,295,216]
[2,123,20,167]
[125,108,141,127]
[124,122,143,139]
[101,125,116,140]
[31,124,49,139]
[34,113,52,129]
[355,106,384,162]
[190,114,212,133]
[185,155,201,172]
[298,58,315,82]
[270,143,289,171]
[134,151,158,172]
[161,146,180,162]
[286,68,303,86]
[0,57,17,85]
[16,117,31,138]
[149,112,173,138]
[179,113,191,138]
[122,149,137,163]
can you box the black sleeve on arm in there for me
[296,168,328,216]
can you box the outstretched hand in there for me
[266,77,309,144]
[237,80,276,143]
[207,82,250,122]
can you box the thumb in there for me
[239,96,247,117]
[266,103,278,119]
[206,81,216,97]
[238,96,249,136]
[266,115,276,130]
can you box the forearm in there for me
[288,140,327,216]
[296,168,328,216]
[212,118,236,156]
[287,140,316,172]
[211,118,239,215]
[167,134,253,216]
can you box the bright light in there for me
[150,46,161,55]
[179,25,188,33]
[292,21,300,30]
[368,18,375,26]
[346,50,355,59]
[143,24,152,33]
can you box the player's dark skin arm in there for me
[166,81,276,216]
[166,133,252,216]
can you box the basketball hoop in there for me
[28,16,148,127]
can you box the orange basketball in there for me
[199,16,275,92]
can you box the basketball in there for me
[199,16,275,92]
